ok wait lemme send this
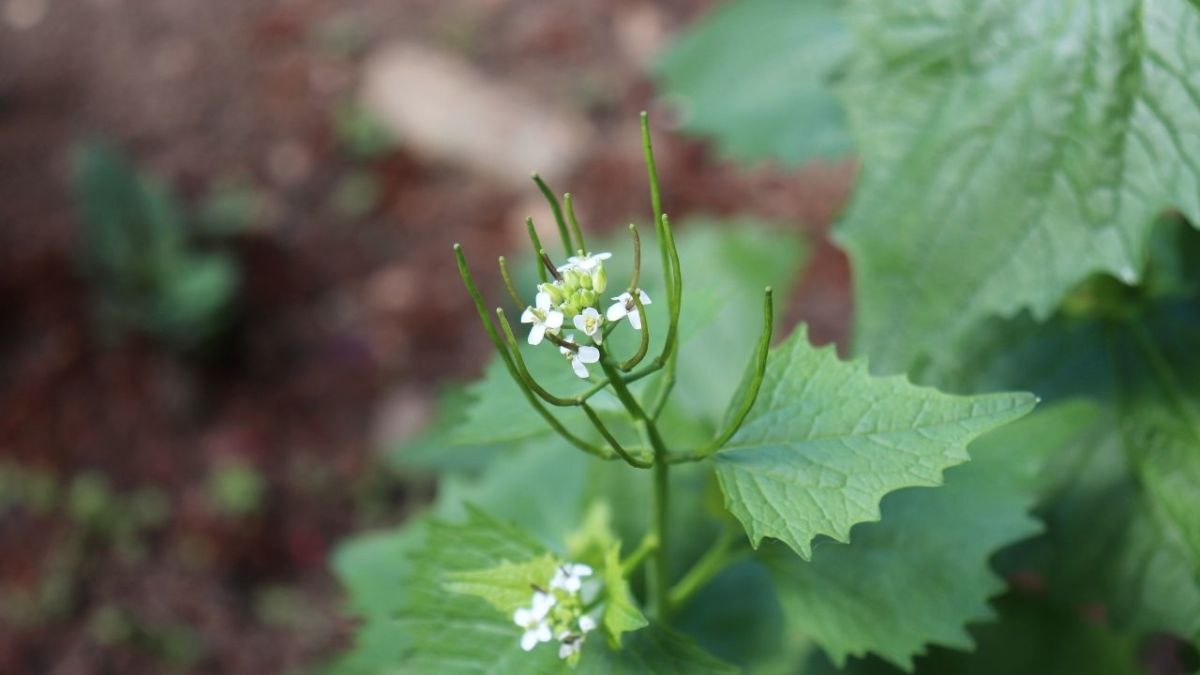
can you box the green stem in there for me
[666,529,746,612]
[496,308,578,407]
[682,287,774,461]
[531,173,574,256]
[640,112,668,282]
[564,193,587,255]
[498,256,523,308]
[619,293,651,371]
[597,352,672,621]
[525,218,548,284]
[649,215,683,419]
[582,403,653,469]
[626,223,642,293]
[620,533,659,577]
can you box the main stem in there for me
[598,354,671,622]
[651,440,669,621]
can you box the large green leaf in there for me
[921,245,1200,644]
[836,0,1200,373]
[802,593,1143,675]
[656,0,853,165]
[761,402,1081,670]
[713,325,1036,558]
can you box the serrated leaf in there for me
[656,0,853,165]
[803,593,1143,675]
[836,0,1200,373]
[601,542,648,648]
[762,402,1074,670]
[342,509,733,674]
[714,325,1036,558]
[445,553,561,615]
[921,242,1200,643]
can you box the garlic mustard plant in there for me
[338,111,1041,674]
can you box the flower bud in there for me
[562,271,581,293]
[579,270,593,290]
[540,282,566,305]
[591,266,607,294]
[578,289,597,309]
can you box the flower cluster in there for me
[520,251,652,379]
[512,562,598,664]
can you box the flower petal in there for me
[570,564,594,577]
[528,323,547,346]
[536,291,552,312]
[571,358,589,379]
[546,311,564,329]
[578,615,596,633]
[638,289,651,305]
[520,307,536,324]
[521,630,540,652]
[572,314,587,332]
[577,346,600,364]
[606,302,626,322]
[514,607,532,627]
[628,309,642,331]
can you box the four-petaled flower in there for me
[512,590,556,651]
[560,335,600,379]
[550,563,593,593]
[606,290,652,330]
[521,291,564,345]
[572,307,604,344]
[558,251,612,273]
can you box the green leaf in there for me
[803,593,1143,675]
[714,325,1036,558]
[445,553,561,615]
[343,509,733,674]
[601,543,648,648]
[762,402,1076,670]
[921,254,1200,643]
[327,523,427,674]
[836,0,1200,373]
[656,0,853,165]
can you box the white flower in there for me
[558,635,582,660]
[606,290,652,330]
[572,307,604,344]
[521,291,564,345]
[556,618,595,660]
[558,251,612,273]
[559,336,599,379]
[549,563,594,593]
[513,590,556,651]
[577,615,597,633]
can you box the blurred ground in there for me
[0,1,853,673]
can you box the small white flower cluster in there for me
[512,562,598,663]
[519,251,652,379]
